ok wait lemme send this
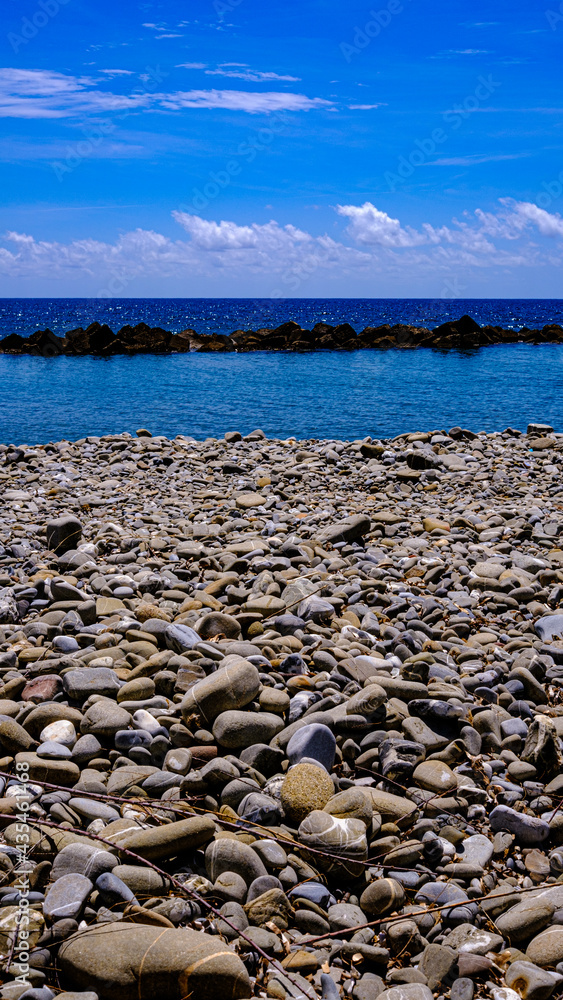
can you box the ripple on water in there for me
[0,342,561,444]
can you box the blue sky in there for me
[1,0,562,297]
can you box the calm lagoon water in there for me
[0,342,561,445]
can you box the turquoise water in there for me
[1,343,561,445]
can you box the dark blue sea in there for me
[1,297,562,339]
[0,298,562,444]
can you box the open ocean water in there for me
[0,298,562,444]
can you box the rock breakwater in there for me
[0,423,563,1000]
[1,314,563,356]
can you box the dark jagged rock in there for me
[167,330,195,352]
[17,329,67,356]
[433,314,481,338]
[116,323,171,352]
[0,315,562,356]
[194,333,236,353]
[0,333,29,353]
[65,323,117,355]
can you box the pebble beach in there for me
[1,421,563,1000]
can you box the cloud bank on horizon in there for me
[2,199,562,300]
[1,0,562,296]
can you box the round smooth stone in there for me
[39,720,77,748]
[43,874,93,922]
[212,710,284,749]
[132,709,163,735]
[52,636,80,653]
[214,871,247,904]
[298,811,368,863]
[280,763,335,825]
[95,872,138,908]
[527,926,563,966]
[287,723,336,770]
[360,878,405,915]
[196,612,242,640]
[68,797,121,823]
[250,840,288,870]
[51,843,117,882]
[165,623,201,652]
[327,902,366,931]
[490,805,550,845]
[58,922,250,998]
[71,733,103,765]
[115,729,152,750]
[163,747,193,775]
[142,772,181,795]
[237,792,282,825]
[205,839,268,887]
[247,875,283,901]
[415,881,477,924]
[36,740,73,760]
[80,702,132,739]
[288,883,334,909]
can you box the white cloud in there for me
[0,68,150,119]
[345,201,543,262]
[0,200,561,292]
[0,212,367,290]
[204,67,301,83]
[161,89,332,113]
[432,48,493,58]
[0,67,331,118]
[348,104,383,110]
[337,199,563,266]
[141,18,184,36]
[510,200,563,238]
[174,214,259,250]
[336,203,428,247]
[430,153,530,166]
[473,199,563,242]
[100,69,135,76]
[173,212,316,251]
[0,69,94,95]
[177,63,207,70]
